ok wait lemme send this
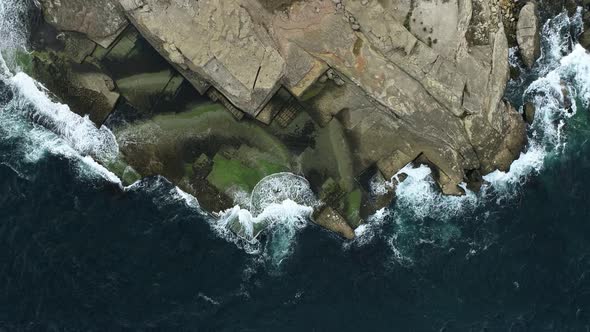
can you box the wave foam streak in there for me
[9,73,120,162]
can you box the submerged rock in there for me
[524,102,536,125]
[313,206,355,240]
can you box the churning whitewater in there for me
[351,7,590,263]
[0,0,589,268]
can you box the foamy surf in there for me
[212,173,317,267]
[0,0,310,274]
[353,9,590,264]
[9,72,120,162]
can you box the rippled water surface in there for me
[1,1,590,330]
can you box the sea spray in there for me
[213,173,317,268]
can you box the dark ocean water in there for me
[1,2,590,331]
[1,111,590,332]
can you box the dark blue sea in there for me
[1,1,590,331]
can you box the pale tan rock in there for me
[517,2,541,68]
[377,151,416,180]
[39,0,128,48]
[71,71,120,124]
[119,0,286,117]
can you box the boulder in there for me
[70,71,120,124]
[39,0,128,48]
[62,32,96,64]
[517,2,541,68]
[191,154,213,180]
[30,51,119,125]
[377,151,417,180]
[524,102,536,124]
[118,0,285,116]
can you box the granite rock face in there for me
[39,0,128,48]
[114,0,524,192]
[36,0,529,238]
[517,2,541,68]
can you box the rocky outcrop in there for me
[70,71,120,124]
[581,1,590,50]
[116,0,523,191]
[517,2,541,68]
[39,0,128,48]
[27,50,119,125]
[35,0,528,239]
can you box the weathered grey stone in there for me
[116,70,174,111]
[517,2,541,68]
[524,102,536,125]
[112,0,524,194]
[71,71,120,124]
[30,51,120,125]
[313,206,355,240]
[39,0,128,48]
[62,32,96,64]
[377,150,416,180]
[192,154,212,180]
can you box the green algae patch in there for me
[257,159,286,175]
[173,102,223,119]
[344,189,362,228]
[12,50,33,75]
[206,151,289,193]
[207,155,262,192]
[106,157,142,185]
[183,162,195,179]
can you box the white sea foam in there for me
[214,198,313,265]
[3,0,589,269]
[0,68,125,187]
[362,10,590,263]
[204,173,318,266]
[174,186,201,209]
[9,72,120,162]
[0,0,34,64]
[381,14,590,222]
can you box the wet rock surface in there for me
[31,0,537,239]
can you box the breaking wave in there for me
[212,173,317,269]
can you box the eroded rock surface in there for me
[35,0,530,239]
